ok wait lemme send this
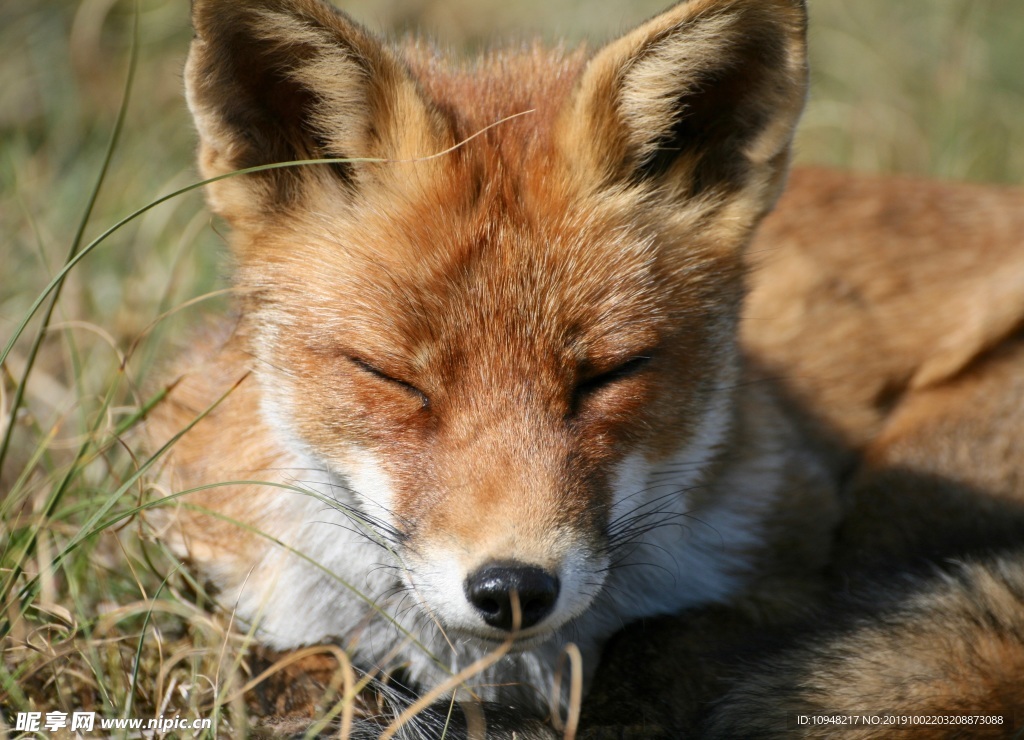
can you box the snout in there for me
[406,544,605,644]
[464,561,560,631]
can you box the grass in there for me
[1,0,1021,736]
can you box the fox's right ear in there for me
[560,0,808,223]
[186,0,446,225]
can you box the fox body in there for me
[709,169,1024,735]
[148,0,1024,733]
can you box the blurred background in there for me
[0,0,1021,725]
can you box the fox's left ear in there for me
[561,0,807,216]
[185,0,447,227]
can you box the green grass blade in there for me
[0,0,140,476]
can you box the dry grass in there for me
[1,0,1021,736]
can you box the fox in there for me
[147,0,836,724]
[145,0,1024,735]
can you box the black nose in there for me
[464,562,560,631]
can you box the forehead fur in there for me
[403,40,589,157]
[235,39,741,361]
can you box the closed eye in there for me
[351,357,430,408]
[573,355,652,403]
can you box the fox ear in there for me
[561,0,807,211]
[186,0,445,223]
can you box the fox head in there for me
[185,0,807,647]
